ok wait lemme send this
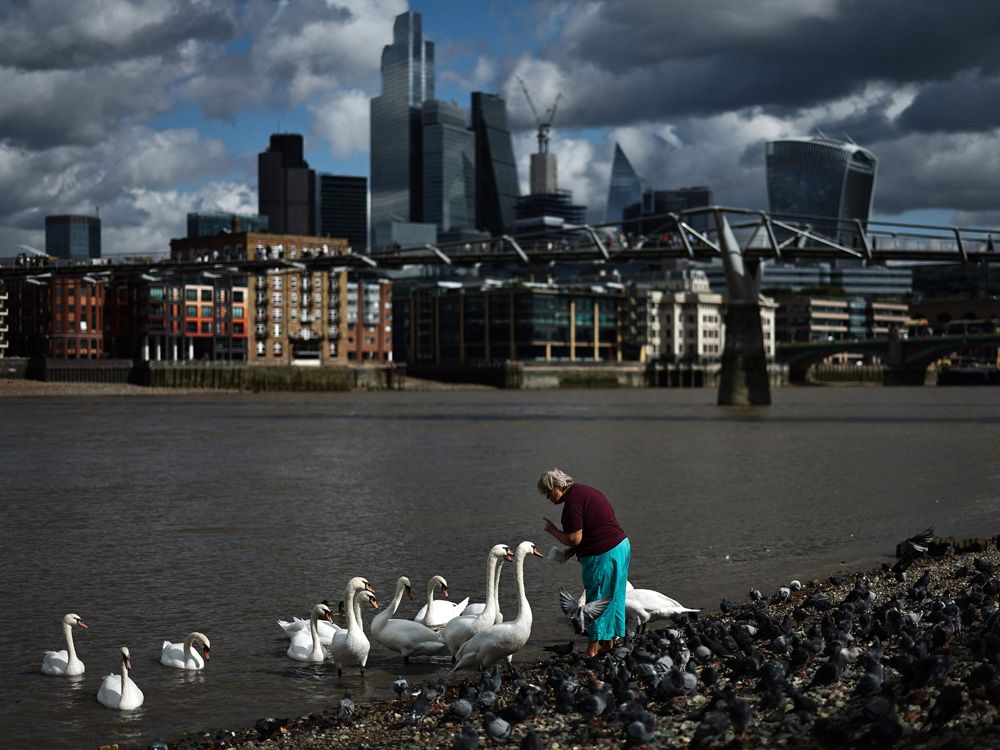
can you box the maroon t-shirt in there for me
[560,483,626,558]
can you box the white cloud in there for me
[310,89,371,158]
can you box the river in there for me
[2,386,998,748]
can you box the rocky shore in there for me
[150,534,1000,750]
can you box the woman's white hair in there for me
[537,467,574,495]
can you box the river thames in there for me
[2,386,998,748]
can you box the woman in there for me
[539,468,630,657]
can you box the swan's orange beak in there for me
[504,548,515,561]
[364,581,375,593]
[324,611,334,623]
[369,597,379,609]
[441,586,449,598]
[203,646,211,661]
[405,586,413,599]
[532,547,545,558]
[124,656,133,671]
[77,619,89,629]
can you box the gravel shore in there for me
[157,534,1000,750]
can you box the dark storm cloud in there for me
[543,0,1000,128]
[898,76,1000,133]
[0,0,239,70]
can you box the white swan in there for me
[278,605,343,646]
[452,541,544,677]
[160,632,211,670]
[442,544,513,658]
[413,575,470,629]
[625,580,699,633]
[372,576,449,663]
[287,603,333,662]
[97,647,144,710]
[457,550,508,625]
[331,580,379,676]
[41,613,88,676]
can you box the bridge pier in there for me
[715,211,771,405]
[883,365,930,386]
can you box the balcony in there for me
[329,310,339,323]
[329,325,340,340]
[300,312,314,323]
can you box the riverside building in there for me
[45,214,101,260]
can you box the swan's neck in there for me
[63,621,78,662]
[183,634,196,663]
[309,609,322,646]
[344,588,360,634]
[120,660,134,700]
[479,556,501,624]
[389,580,406,617]
[512,550,531,629]
[426,581,439,610]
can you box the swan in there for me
[41,613,88,676]
[442,544,513,658]
[457,549,509,625]
[372,576,449,663]
[331,580,379,677]
[414,575,470,629]
[97,647,144,710]
[278,604,343,646]
[625,580,699,633]
[160,632,211,670]
[287,603,334,662]
[452,541,544,678]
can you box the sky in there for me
[3,0,1000,256]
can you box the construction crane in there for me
[516,76,562,154]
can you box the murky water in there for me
[2,387,999,748]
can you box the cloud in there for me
[310,89,371,158]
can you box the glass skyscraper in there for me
[187,211,268,238]
[370,11,434,248]
[421,101,476,236]
[765,137,877,236]
[605,143,644,225]
[471,92,519,236]
[45,214,101,260]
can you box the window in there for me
[233,306,244,318]
[273,308,282,320]
[201,322,212,333]
[186,289,198,301]
[233,323,244,334]
[233,290,244,303]
[186,321,198,332]
[273,323,282,337]
[272,292,282,305]
[186,305,197,317]
[272,276,282,289]
[200,290,212,302]
[201,306,212,317]
[256,341,265,355]
[273,341,282,354]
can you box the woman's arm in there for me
[544,518,583,547]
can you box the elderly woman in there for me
[539,468,631,658]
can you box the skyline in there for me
[3,0,1000,256]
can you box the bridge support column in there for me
[883,365,930,386]
[715,211,771,405]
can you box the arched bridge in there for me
[778,333,1000,384]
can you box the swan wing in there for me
[462,602,486,618]
[97,674,122,708]
[42,649,70,675]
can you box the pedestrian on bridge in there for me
[539,467,630,658]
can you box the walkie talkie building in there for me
[765,137,877,238]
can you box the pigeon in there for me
[394,676,409,700]
[925,684,964,728]
[543,641,576,657]
[689,707,730,750]
[519,729,543,750]
[560,588,611,637]
[483,712,512,744]
[720,598,734,615]
[337,689,354,721]
[453,723,480,750]
[409,685,432,724]
[441,698,474,725]
[625,714,656,746]
[579,687,611,718]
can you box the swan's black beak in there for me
[441,586,450,598]
[532,546,545,558]
[77,619,89,629]
[405,586,413,599]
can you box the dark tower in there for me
[258,133,316,235]
[471,92,519,236]
[318,174,368,250]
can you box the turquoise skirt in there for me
[579,537,631,641]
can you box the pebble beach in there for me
[149,534,1000,750]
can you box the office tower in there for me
[471,92,519,236]
[605,143,644,225]
[370,11,435,247]
[765,136,877,235]
[421,100,476,236]
[45,214,101,260]
[318,174,368,250]
[624,186,713,234]
[187,211,269,238]
[258,133,316,235]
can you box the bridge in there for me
[4,207,1000,405]
[778,333,1000,385]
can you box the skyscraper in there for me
[765,137,877,236]
[258,133,316,235]
[318,174,368,250]
[45,214,101,260]
[187,211,268,238]
[471,92,519,236]
[370,11,435,247]
[421,100,476,237]
[605,143,644,225]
